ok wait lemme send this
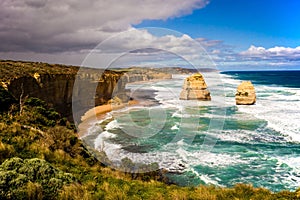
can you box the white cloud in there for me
[240,45,300,60]
[0,0,209,53]
[80,28,217,68]
[207,45,300,70]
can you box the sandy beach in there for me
[78,100,139,137]
[77,87,160,138]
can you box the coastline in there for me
[78,87,160,138]
[78,100,139,138]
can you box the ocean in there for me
[82,70,300,192]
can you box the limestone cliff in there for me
[235,81,256,105]
[6,73,77,118]
[179,73,211,100]
[0,60,172,121]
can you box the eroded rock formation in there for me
[235,81,256,105]
[179,73,211,100]
[0,61,172,121]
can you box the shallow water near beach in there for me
[84,71,300,192]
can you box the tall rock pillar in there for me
[179,73,211,101]
[235,81,256,105]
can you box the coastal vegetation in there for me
[0,60,300,199]
[0,60,79,82]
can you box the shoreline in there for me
[78,88,159,138]
[78,100,139,138]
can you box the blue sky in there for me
[136,0,300,50]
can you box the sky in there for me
[136,0,300,49]
[1,0,300,70]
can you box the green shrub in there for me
[0,157,77,199]
[24,97,47,108]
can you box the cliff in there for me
[179,73,211,100]
[0,60,171,121]
[235,81,256,105]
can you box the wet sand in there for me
[78,88,159,137]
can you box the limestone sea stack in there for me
[179,73,211,100]
[235,81,256,105]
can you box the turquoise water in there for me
[83,71,300,192]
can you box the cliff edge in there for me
[0,60,172,121]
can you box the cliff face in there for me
[235,81,256,105]
[0,61,172,121]
[70,71,125,122]
[5,74,76,118]
[179,73,211,100]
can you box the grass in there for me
[0,60,79,82]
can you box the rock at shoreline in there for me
[235,81,256,105]
[179,73,211,100]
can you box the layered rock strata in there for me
[235,81,256,105]
[179,73,211,100]
[0,61,172,121]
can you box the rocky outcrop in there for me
[235,81,256,105]
[179,73,211,100]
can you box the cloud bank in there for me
[1,0,299,70]
[0,0,208,53]
[240,45,300,61]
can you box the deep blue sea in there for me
[223,71,300,88]
[82,70,300,192]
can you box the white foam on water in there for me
[104,119,119,131]
[187,150,247,167]
[94,136,247,173]
[109,150,188,172]
[80,122,103,139]
[171,110,182,118]
[176,147,188,161]
[208,129,285,144]
[238,100,300,142]
[220,74,241,85]
[94,131,119,151]
[221,74,300,143]
[185,167,224,186]
[274,156,300,189]
[171,124,180,130]
[171,111,224,120]
[199,174,221,186]
[276,156,300,173]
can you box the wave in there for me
[207,129,285,144]
[222,74,300,143]
[94,131,119,151]
[104,119,119,131]
[171,123,180,130]
[272,155,300,189]
[237,100,300,142]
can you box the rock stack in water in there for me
[235,81,256,105]
[179,73,211,100]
